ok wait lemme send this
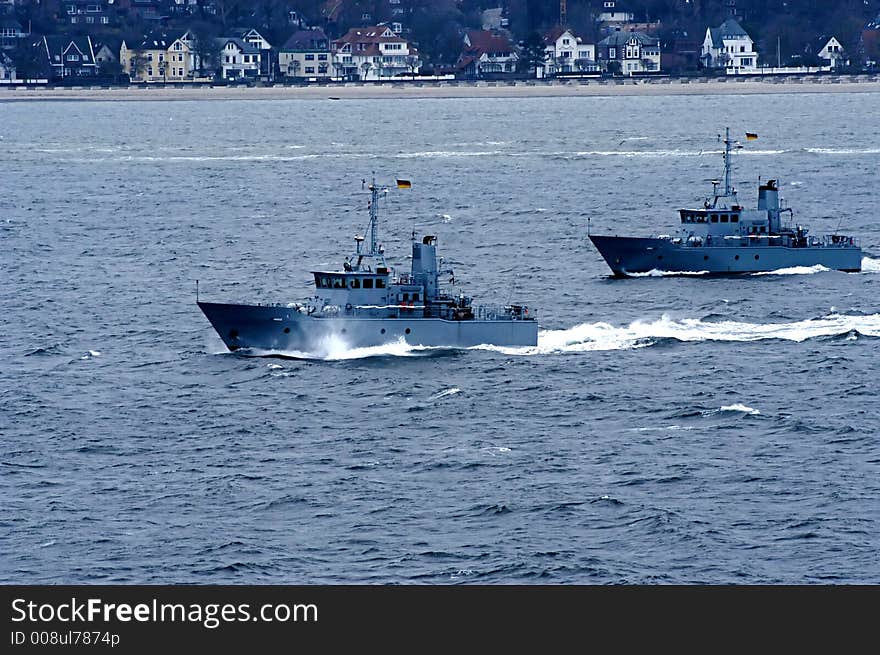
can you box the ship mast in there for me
[723,126,733,197]
[366,175,388,257]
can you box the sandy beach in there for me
[2,75,880,102]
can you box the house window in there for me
[158,54,164,62]
[305,66,314,73]
[66,54,79,61]
[148,68,153,76]
[318,54,327,61]
[562,38,569,45]
[305,54,314,60]
[609,47,616,58]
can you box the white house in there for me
[597,30,661,75]
[455,29,518,78]
[233,27,274,77]
[215,37,261,79]
[817,36,848,69]
[543,27,597,74]
[597,1,634,24]
[702,17,758,73]
[332,24,419,81]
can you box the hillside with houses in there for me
[1,0,880,84]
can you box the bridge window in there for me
[332,277,345,288]
[376,278,386,289]
[731,215,739,222]
[319,277,330,288]
[720,215,729,223]
[363,278,374,289]
[710,215,719,223]
[350,278,360,289]
[413,293,419,302]
[402,293,409,301]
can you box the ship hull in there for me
[198,302,538,352]
[589,235,862,276]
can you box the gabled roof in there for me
[216,37,260,55]
[282,28,329,52]
[44,35,97,64]
[337,25,404,43]
[708,18,750,46]
[814,35,842,51]
[131,32,182,50]
[599,30,658,47]
[464,30,515,54]
[543,27,579,45]
[333,25,407,56]
[93,37,122,55]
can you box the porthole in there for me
[405,328,411,335]
[734,255,740,261]
[704,255,709,261]
[380,328,386,334]
[283,327,290,334]
[657,255,663,261]
[754,254,760,260]
[341,328,347,334]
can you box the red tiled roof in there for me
[464,30,515,55]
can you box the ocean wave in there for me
[804,147,880,155]
[752,264,830,276]
[704,404,761,416]
[431,387,461,400]
[626,269,710,277]
[862,257,880,272]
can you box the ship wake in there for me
[475,312,880,355]
[249,336,430,361]
[219,313,880,361]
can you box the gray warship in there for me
[590,128,862,276]
[198,178,538,353]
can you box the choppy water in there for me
[2,92,879,583]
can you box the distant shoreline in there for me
[2,76,880,102]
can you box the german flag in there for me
[396,179,412,189]
[746,132,758,141]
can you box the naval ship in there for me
[590,128,862,276]
[198,178,538,353]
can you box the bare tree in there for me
[128,52,147,81]
[405,54,419,76]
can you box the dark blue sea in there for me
[2,92,879,583]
